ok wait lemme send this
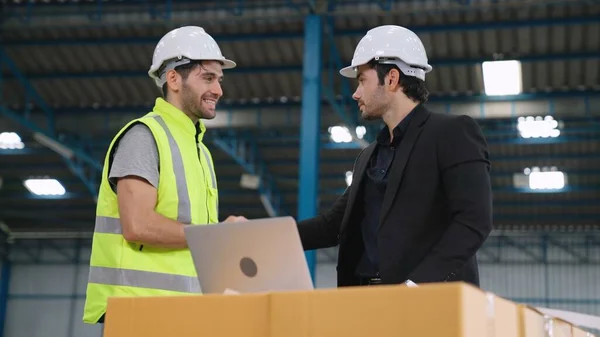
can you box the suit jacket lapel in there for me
[340,143,375,234]
[379,105,431,225]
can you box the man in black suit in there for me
[297,25,493,287]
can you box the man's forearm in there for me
[123,212,188,249]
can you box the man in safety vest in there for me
[82,26,246,324]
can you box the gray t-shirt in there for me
[108,124,160,192]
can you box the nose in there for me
[211,81,223,98]
[352,87,361,101]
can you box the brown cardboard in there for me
[270,282,520,337]
[555,319,575,337]
[493,295,522,337]
[537,307,600,334]
[104,282,519,337]
[103,293,270,337]
[573,326,597,337]
[519,305,548,337]
[518,304,574,337]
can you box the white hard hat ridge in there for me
[339,25,433,81]
[148,25,237,88]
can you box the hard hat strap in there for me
[157,57,192,87]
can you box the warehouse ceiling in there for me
[0,0,599,235]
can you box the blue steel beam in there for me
[297,14,323,284]
[3,117,599,157]
[3,0,309,25]
[323,16,370,147]
[320,134,600,149]
[0,47,101,199]
[4,150,600,173]
[211,130,286,218]
[0,261,10,337]
[9,52,599,81]
[10,66,303,80]
[0,227,10,337]
[4,196,600,213]
[3,167,600,189]
[3,207,599,225]
[4,15,599,46]
[207,116,600,146]
[5,183,600,204]
[47,90,600,116]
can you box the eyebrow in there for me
[198,64,224,79]
[199,70,224,80]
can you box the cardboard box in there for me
[573,326,597,337]
[103,282,520,337]
[537,307,600,337]
[519,305,574,337]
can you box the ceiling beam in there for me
[40,90,600,117]
[4,15,599,47]
[5,52,598,81]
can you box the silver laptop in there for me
[183,216,315,294]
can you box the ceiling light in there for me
[482,60,522,96]
[345,171,353,187]
[0,132,24,150]
[23,178,66,196]
[517,116,560,138]
[328,126,353,143]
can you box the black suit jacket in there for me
[297,104,493,287]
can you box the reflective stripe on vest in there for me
[90,114,216,294]
[88,266,201,293]
[153,115,192,224]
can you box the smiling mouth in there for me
[203,99,217,107]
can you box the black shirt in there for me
[355,110,414,278]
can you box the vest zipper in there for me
[196,136,211,223]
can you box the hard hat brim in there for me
[339,65,358,78]
[220,58,237,69]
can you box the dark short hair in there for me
[366,59,429,104]
[161,60,204,98]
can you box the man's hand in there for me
[223,215,248,223]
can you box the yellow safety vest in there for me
[82,98,219,324]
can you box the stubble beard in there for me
[181,82,215,120]
[361,87,388,121]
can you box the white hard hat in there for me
[339,25,432,81]
[148,26,237,87]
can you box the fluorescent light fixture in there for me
[329,126,353,143]
[482,60,522,96]
[0,132,25,149]
[355,126,366,140]
[525,167,566,190]
[23,178,66,196]
[345,171,353,187]
[240,173,260,190]
[517,116,560,138]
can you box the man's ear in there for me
[386,68,401,91]
[165,69,180,94]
